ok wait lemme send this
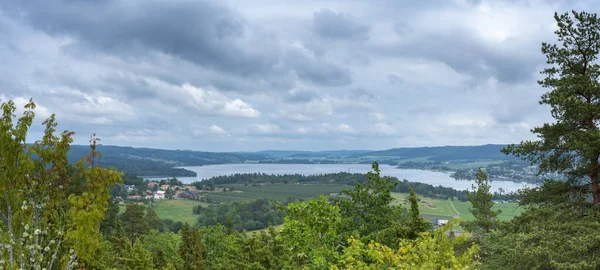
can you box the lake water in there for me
[151,164,535,193]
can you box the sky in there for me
[0,0,597,151]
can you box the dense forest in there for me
[3,10,600,270]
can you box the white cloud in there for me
[250,124,282,134]
[374,123,396,135]
[223,99,261,118]
[338,123,355,133]
[209,124,230,136]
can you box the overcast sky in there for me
[1,0,596,151]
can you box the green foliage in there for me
[124,239,154,270]
[145,206,164,232]
[179,223,206,270]
[335,220,480,269]
[67,135,123,265]
[196,198,285,231]
[503,10,600,204]
[101,200,121,237]
[482,189,600,269]
[141,230,183,269]
[281,196,342,269]
[337,162,408,247]
[121,204,150,244]
[0,99,121,269]
[407,188,431,239]
[463,169,501,235]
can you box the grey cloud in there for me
[313,9,369,41]
[3,0,351,92]
[387,74,404,85]
[391,29,543,84]
[284,90,320,104]
[286,49,353,86]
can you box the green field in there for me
[146,184,524,231]
[391,192,523,222]
[203,183,349,203]
[150,199,210,226]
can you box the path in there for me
[448,200,460,218]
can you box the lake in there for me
[149,164,535,193]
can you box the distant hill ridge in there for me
[359,144,512,161]
[67,144,512,163]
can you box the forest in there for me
[2,10,600,270]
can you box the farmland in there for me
[149,182,523,230]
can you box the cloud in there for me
[338,123,355,134]
[209,124,230,137]
[313,9,369,41]
[374,123,396,135]
[0,0,584,151]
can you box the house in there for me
[179,191,201,200]
[430,218,449,227]
[128,195,142,201]
[438,219,449,226]
[160,184,170,191]
[147,181,159,188]
[154,190,166,200]
[123,185,137,192]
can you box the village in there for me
[112,177,239,205]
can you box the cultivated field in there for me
[150,199,210,225]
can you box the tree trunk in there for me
[592,155,600,205]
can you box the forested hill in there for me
[359,144,514,161]
[65,144,515,177]
[67,145,269,177]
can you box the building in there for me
[128,195,142,201]
[160,184,170,191]
[147,181,159,188]
[154,190,166,200]
[179,191,201,200]
[123,185,137,192]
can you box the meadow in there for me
[391,192,524,222]
[149,182,524,230]
[150,199,210,225]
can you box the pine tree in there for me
[464,169,500,235]
[179,223,206,270]
[503,11,600,205]
[121,204,150,244]
[145,206,164,232]
[407,188,431,239]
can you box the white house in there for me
[154,190,166,200]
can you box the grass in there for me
[138,184,525,232]
[150,199,210,225]
[203,183,349,203]
[391,192,524,223]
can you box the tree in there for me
[101,200,121,237]
[123,239,154,270]
[334,220,480,269]
[142,230,184,269]
[407,188,431,239]
[481,180,600,269]
[464,169,500,235]
[0,99,121,269]
[502,11,600,205]
[337,162,407,247]
[281,196,342,269]
[145,206,164,232]
[121,204,150,244]
[179,223,206,270]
